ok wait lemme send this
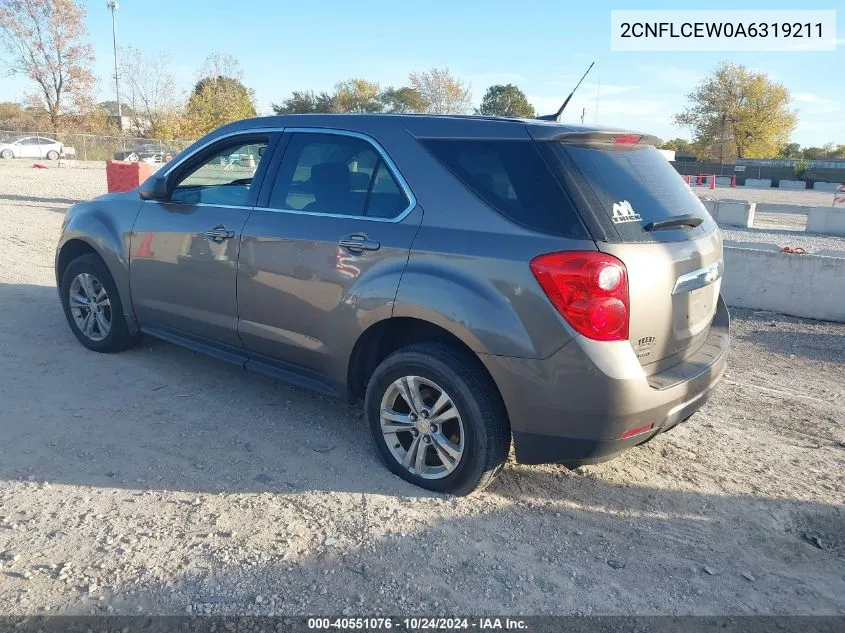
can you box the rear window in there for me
[422,139,586,238]
[542,142,714,242]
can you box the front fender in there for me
[56,197,144,330]
[393,256,574,359]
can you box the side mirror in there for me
[138,175,169,201]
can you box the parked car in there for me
[55,114,729,495]
[114,143,175,163]
[0,135,63,160]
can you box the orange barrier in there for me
[106,160,156,193]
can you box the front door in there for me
[236,130,421,386]
[129,133,275,350]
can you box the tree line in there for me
[0,0,535,140]
[272,71,535,118]
[0,2,839,159]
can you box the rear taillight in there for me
[530,251,629,341]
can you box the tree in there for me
[661,138,692,153]
[674,62,796,162]
[781,142,802,159]
[272,90,335,114]
[0,0,94,133]
[409,67,471,115]
[332,78,381,113]
[183,54,256,137]
[801,146,826,160]
[120,46,178,138]
[476,84,535,118]
[379,86,427,113]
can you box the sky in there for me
[1,0,843,146]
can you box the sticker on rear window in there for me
[611,200,642,224]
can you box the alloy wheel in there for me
[379,376,465,479]
[68,273,112,342]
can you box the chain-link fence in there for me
[0,130,194,163]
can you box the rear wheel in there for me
[46,150,59,160]
[1,149,13,159]
[60,253,139,353]
[365,342,510,495]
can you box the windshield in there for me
[541,142,716,243]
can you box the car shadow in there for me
[0,282,435,498]
[0,193,80,205]
[732,308,845,364]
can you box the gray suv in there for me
[56,115,729,495]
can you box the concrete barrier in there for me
[812,182,843,192]
[743,178,772,188]
[715,176,733,187]
[722,247,845,322]
[700,199,755,228]
[778,180,807,190]
[806,207,845,236]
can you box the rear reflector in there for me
[614,134,642,145]
[619,423,654,439]
[530,251,630,341]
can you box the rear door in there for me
[535,133,723,369]
[236,129,422,383]
[18,137,39,158]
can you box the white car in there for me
[0,135,63,160]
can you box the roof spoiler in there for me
[536,62,595,122]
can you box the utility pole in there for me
[107,2,122,121]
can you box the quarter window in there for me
[423,139,586,238]
[268,133,409,219]
[170,138,269,206]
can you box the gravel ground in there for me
[721,227,845,255]
[693,185,836,210]
[0,163,844,617]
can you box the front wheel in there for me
[60,253,139,353]
[365,342,510,495]
[46,150,59,160]
[1,149,13,159]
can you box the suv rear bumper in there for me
[479,296,730,466]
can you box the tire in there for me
[125,152,139,162]
[46,150,59,160]
[1,149,13,159]
[365,342,510,495]
[59,253,139,353]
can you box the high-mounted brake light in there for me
[614,134,641,145]
[530,251,629,341]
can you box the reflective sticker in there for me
[611,200,642,224]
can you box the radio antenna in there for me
[537,61,595,122]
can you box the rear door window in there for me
[541,142,715,243]
[422,139,586,238]
[267,132,410,219]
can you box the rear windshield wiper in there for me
[643,214,704,232]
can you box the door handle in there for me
[204,226,236,242]
[338,234,380,253]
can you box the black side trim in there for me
[139,325,340,398]
[141,325,247,365]
[244,352,340,398]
